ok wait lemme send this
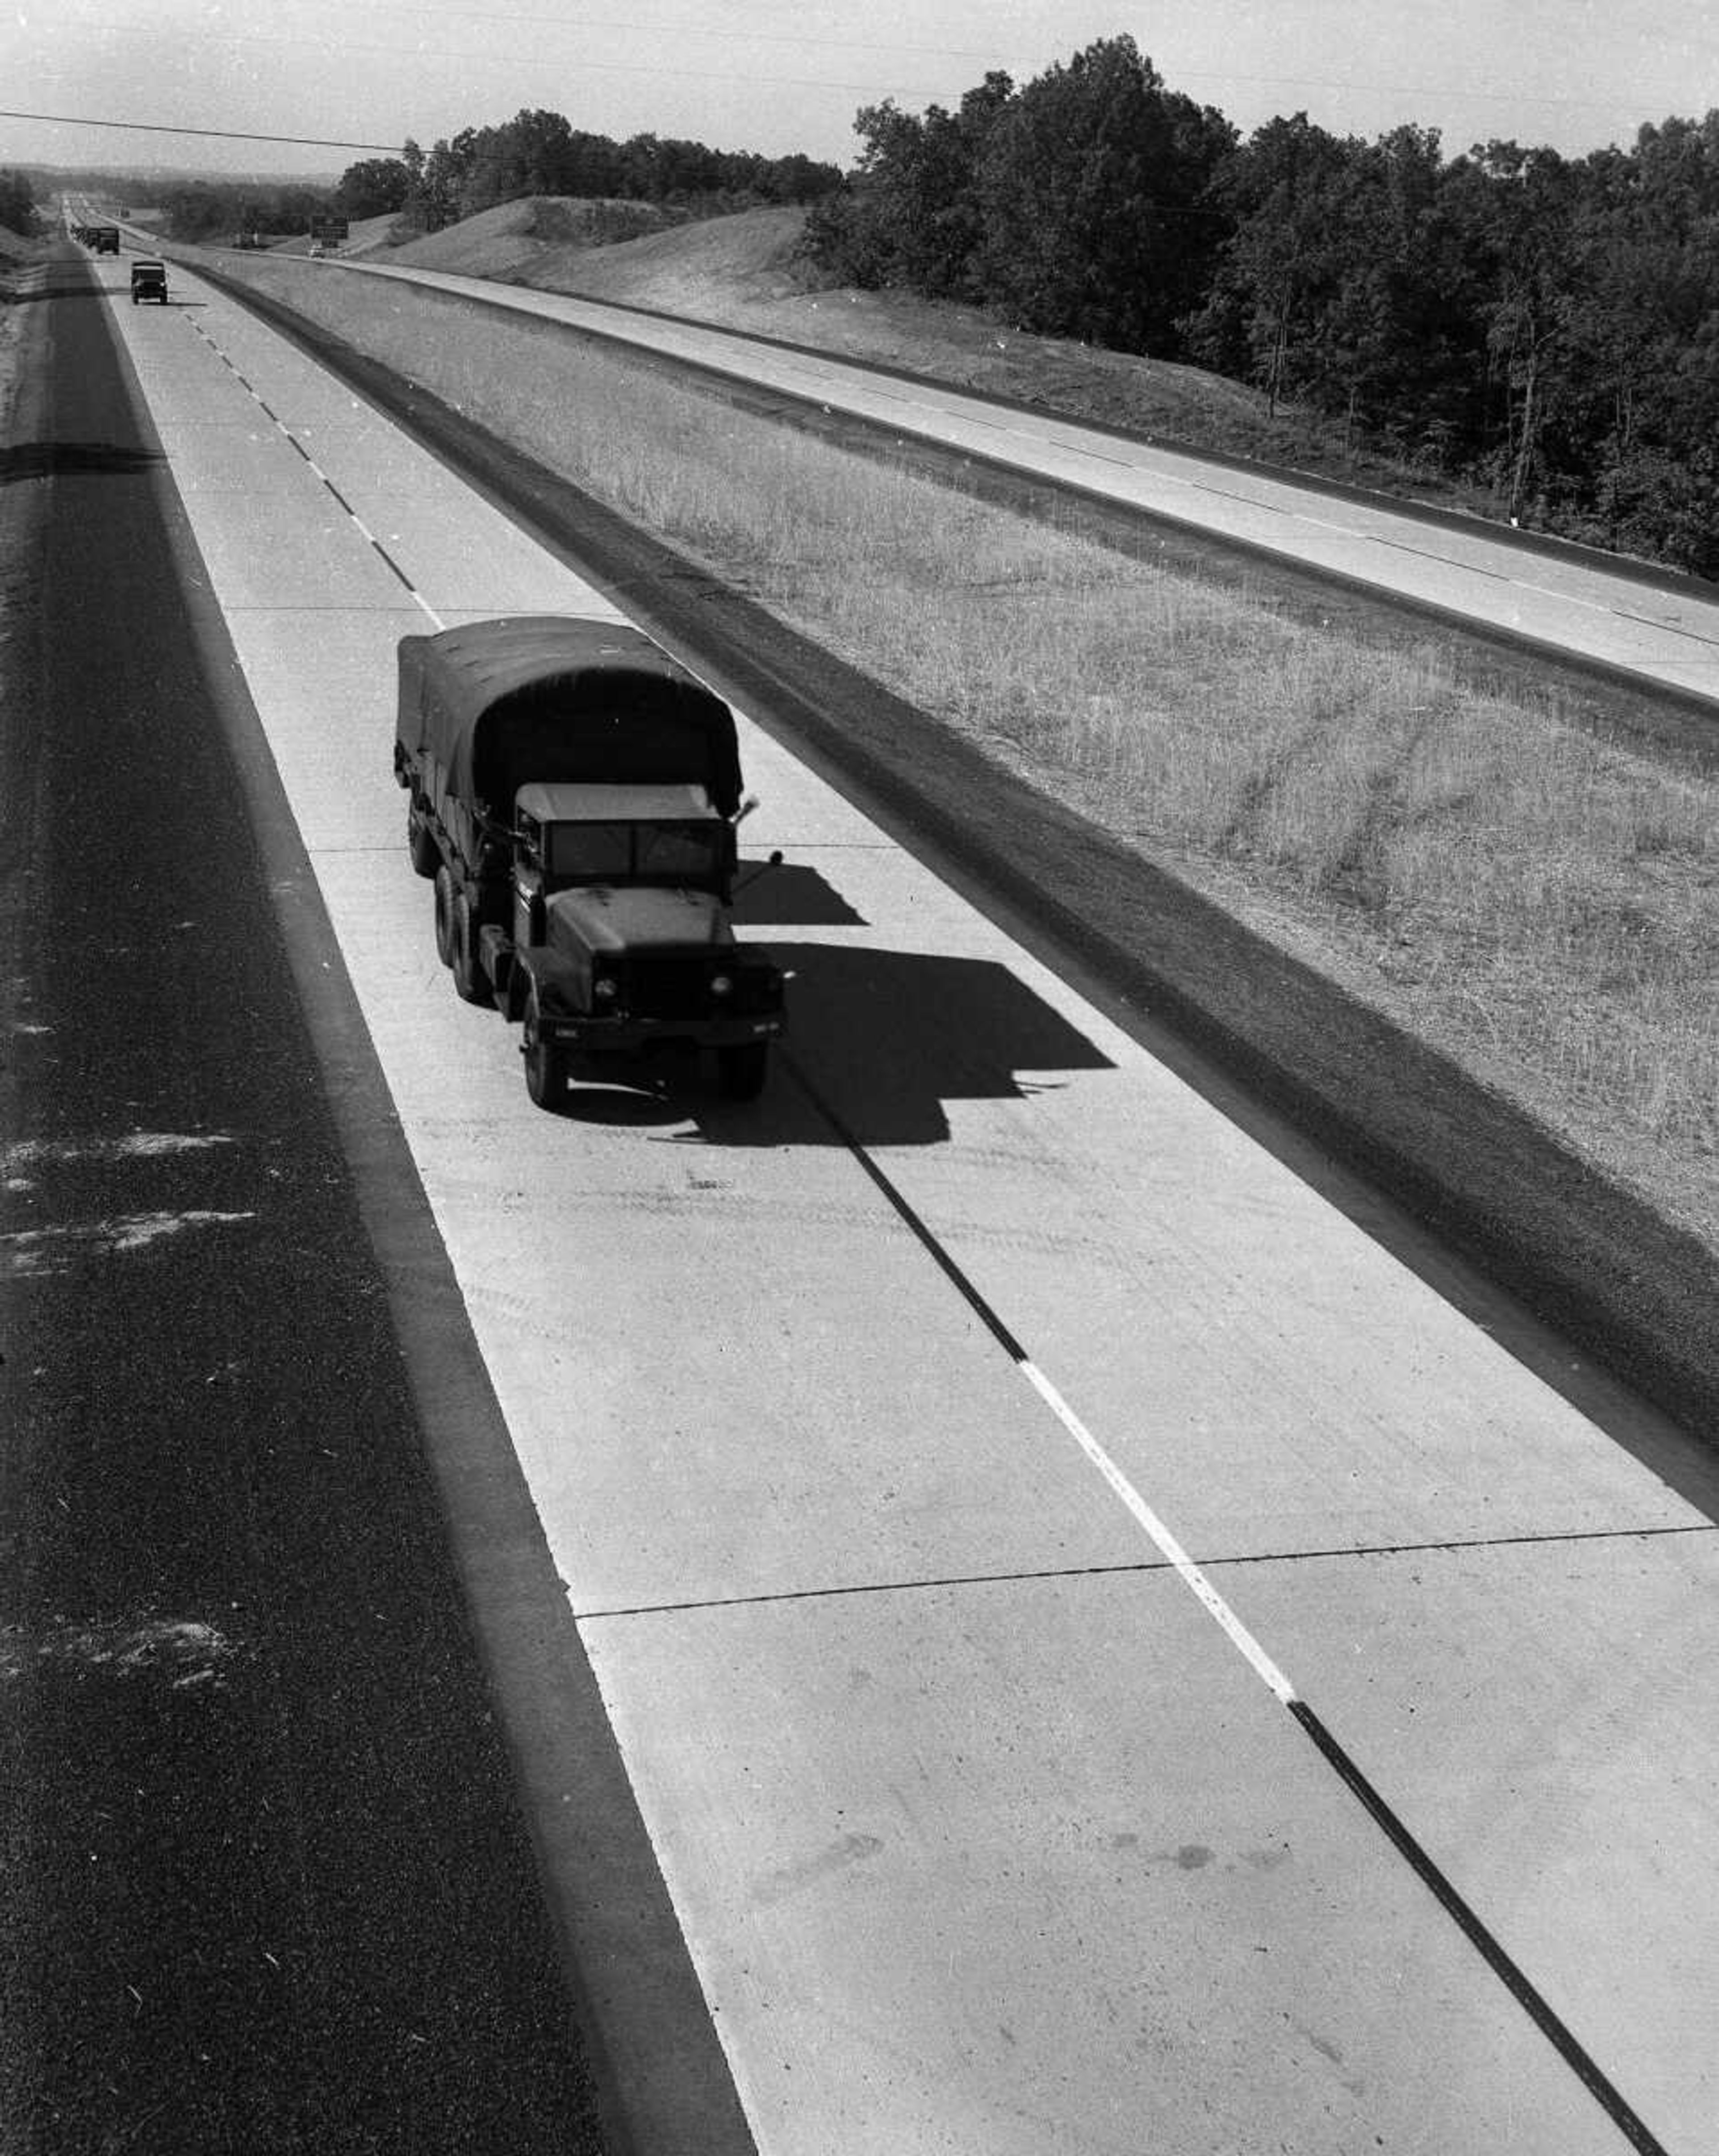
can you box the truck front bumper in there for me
[535,1012,784,1053]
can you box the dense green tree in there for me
[805,73,1013,293]
[0,168,37,238]
[1184,113,1359,410]
[335,157,412,220]
[159,181,331,242]
[402,111,836,230]
[1447,143,1586,520]
[1189,120,1488,452]
[970,38,1236,353]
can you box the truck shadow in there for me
[660,942,1114,1149]
[729,860,867,929]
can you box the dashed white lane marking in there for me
[1017,1357,1301,1703]
[186,314,446,631]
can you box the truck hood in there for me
[546,884,734,957]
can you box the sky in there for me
[3,0,1715,181]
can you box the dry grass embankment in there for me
[210,253,1719,1250]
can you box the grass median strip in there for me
[216,256,1718,1250]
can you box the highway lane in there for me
[307,253,1719,711]
[90,245,1719,2153]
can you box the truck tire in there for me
[450,896,490,1005]
[406,804,438,878]
[432,867,456,967]
[522,995,568,1111]
[717,1042,770,1100]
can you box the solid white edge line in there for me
[1018,1359,1301,1706]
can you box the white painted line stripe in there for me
[1018,1358,1302,1705]
[185,302,447,632]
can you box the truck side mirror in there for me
[733,794,759,826]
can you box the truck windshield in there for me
[544,821,725,884]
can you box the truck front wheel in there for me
[407,804,438,878]
[451,896,490,1005]
[717,1042,770,1100]
[522,997,568,1111]
[432,867,456,966]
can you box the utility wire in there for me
[0,109,406,152]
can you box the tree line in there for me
[154,107,839,257]
[805,37,1719,577]
[380,110,841,229]
[0,170,40,238]
[157,182,338,246]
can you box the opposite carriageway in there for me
[257,248,1719,716]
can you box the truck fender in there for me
[509,943,585,1021]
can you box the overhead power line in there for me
[0,109,406,153]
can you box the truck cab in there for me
[511,780,734,936]
[502,780,782,1104]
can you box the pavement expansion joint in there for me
[569,1521,1715,1625]
[1617,607,1719,647]
[1201,1518,1717,1569]
[570,1557,1178,1624]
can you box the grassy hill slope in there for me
[372,199,1404,483]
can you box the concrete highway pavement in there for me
[80,244,1719,2152]
[311,253,1719,711]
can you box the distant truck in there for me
[129,258,168,304]
[89,226,120,254]
[395,616,786,1106]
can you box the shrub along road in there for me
[0,251,617,2153]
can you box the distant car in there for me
[129,259,168,305]
[308,240,326,259]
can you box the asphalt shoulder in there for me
[0,245,612,2156]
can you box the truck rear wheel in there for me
[450,896,490,1005]
[407,804,438,878]
[522,996,568,1111]
[717,1042,770,1100]
[432,867,456,966]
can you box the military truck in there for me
[395,616,786,1107]
[129,258,168,304]
[89,225,120,254]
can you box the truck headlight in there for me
[709,973,733,997]
[592,975,619,1002]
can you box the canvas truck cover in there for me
[396,617,744,820]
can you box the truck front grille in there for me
[616,958,780,1018]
